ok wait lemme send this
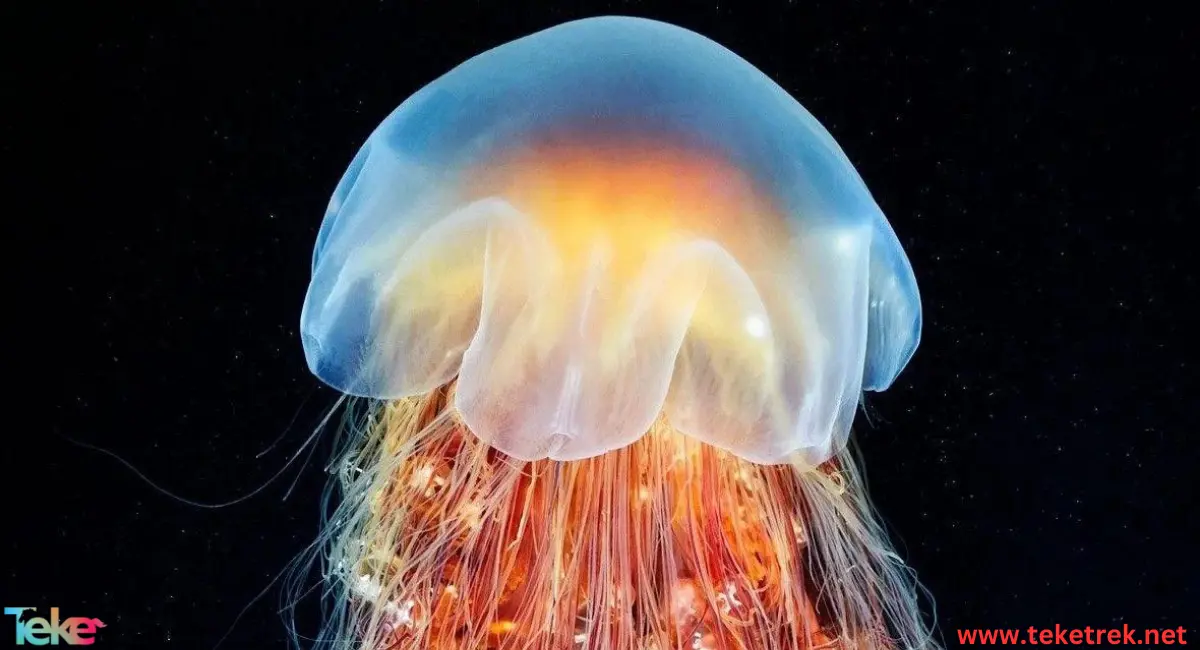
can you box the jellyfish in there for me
[297,16,929,650]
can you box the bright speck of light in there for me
[745,316,767,338]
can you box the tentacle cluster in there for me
[290,386,936,650]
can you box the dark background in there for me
[7,1,1197,648]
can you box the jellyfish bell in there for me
[301,15,921,468]
[298,15,932,650]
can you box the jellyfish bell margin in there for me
[294,16,933,650]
